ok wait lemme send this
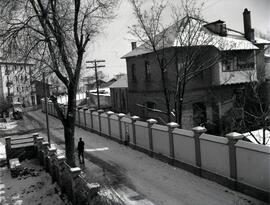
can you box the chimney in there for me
[131,42,137,50]
[243,8,254,42]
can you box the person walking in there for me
[77,137,85,164]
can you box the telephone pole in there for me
[43,72,51,147]
[86,60,105,110]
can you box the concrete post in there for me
[42,141,50,170]
[167,122,179,164]
[147,119,157,157]
[32,133,39,144]
[226,132,243,185]
[107,111,114,137]
[86,183,100,201]
[36,136,44,151]
[118,113,126,143]
[192,126,207,176]
[69,167,81,204]
[48,147,57,175]
[56,155,66,186]
[131,116,140,147]
[83,108,88,127]
[5,137,11,167]
[89,108,96,131]
[97,109,104,135]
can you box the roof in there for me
[109,74,128,88]
[122,16,264,59]
[243,129,270,147]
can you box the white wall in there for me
[100,114,109,135]
[79,109,85,126]
[173,128,196,166]
[110,115,120,139]
[85,110,92,129]
[236,140,270,192]
[121,117,132,143]
[135,121,149,150]
[92,112,99,131]
[200,133,230,178]
[152,124,170,157]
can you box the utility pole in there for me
[86,60,105,110]
[43,72,51,147]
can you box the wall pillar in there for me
[226,132,243,189]
[192,126,207,176]
[167,122,179,164]
[86,183,100,201]
[69,167,81,204]
[97,109,104,135]
[42,141,50,170]
[32,133,39,144]
[83,108,88,127]
[147,119,157,157]
[5,137,11,167]
[118,113,126,143]
[131,116,140,148]
[56,155,66,186]
[48,147,57,176]
[107,111,114,137]
[89,108,96,131]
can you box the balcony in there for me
[212,62,257,86]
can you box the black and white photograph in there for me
[0,0,269,204]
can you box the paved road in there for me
[27,110,266,205]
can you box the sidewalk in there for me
[27,110,267,205]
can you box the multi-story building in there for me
[122,9,270,132]
[0,61,37,107]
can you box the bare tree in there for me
[225,73,270,145]
[129,0,172,121]
[129,0,221,126]
[0,0,118,166]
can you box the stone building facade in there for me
[0,62,37,107]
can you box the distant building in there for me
[122,9,270,131]
[109,74,128,113]
[0,61,37,107]
[31,80,50,105]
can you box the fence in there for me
[42,100,270,202]
[5,133,100,205]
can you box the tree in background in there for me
[0,0,118,166]
[129,0,221,126]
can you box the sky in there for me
[85,0,270,79]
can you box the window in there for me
[222,56,237,71]
[131,64,136,81]
[146,101,156,109]
[145,61,151,81]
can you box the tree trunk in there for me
[64,124,76,167]
[64,85,77,167]
[160,69,171,122]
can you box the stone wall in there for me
[42,100,270,202]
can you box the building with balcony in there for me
[0,61,37,107]
[122,9,270,132]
